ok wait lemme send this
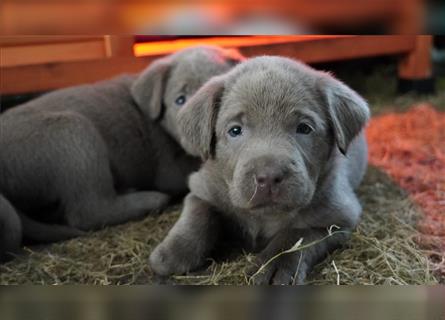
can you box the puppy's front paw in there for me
[149,244,180,276]
[145,192,171,214]
[247,253,308,285]
[149,241,201,277]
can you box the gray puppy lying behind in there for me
[0,45,243,261]
[150,56,370,284]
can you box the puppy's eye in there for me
[296,123,313,135]
[228,125,243,137]
[175,95,186,106]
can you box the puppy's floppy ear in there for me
[319,74,370,155]
[131,57,171,120]
[178,76,225,160]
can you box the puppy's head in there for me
[179,56,369,213]
[131,45,244,141]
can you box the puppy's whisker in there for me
[247,176,259,205]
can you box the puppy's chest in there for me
[232,211,294,250]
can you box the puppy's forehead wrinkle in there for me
[223,64,321,123]
[228,55,320,85]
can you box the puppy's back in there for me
[1,75,136,119]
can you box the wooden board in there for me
[239,36,416,64]
[1,36,425,95]
[0,36,103,46]
[1,40,108,67]
[1,56,156,94]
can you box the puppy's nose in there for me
[255,167,285,189]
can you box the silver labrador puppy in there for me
[150,56,370,284]
[0,45,243,262]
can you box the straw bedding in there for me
[1,166,441,285]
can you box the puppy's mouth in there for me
[247,201,297,214]
[244,181,290,211]
[249,203,289,212]
[248,201,278,210]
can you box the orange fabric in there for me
[367,104,445,254]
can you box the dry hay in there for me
[1,167,441,285]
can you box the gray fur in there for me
[0,194,21,262]
[150,56,370,284]
[0,45,243,260]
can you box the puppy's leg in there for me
[248,187,362,285]
[66,159,170,230]
[2,112,170,232]
[66,190,171,231]
[0,194,22,262]
[149,194,220,276]
[249,227,350,285]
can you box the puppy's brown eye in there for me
[296,123,313,135]
[228,125,243,137]
[175,95,186,106]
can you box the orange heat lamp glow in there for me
[133,36,347,57]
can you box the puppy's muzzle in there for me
[246,156,290,208]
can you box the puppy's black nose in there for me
[255,167,285,189]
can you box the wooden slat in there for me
[1,56,157,94]
[0,40,108,67]
[239,36,416,63]
[0,36,104,47]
